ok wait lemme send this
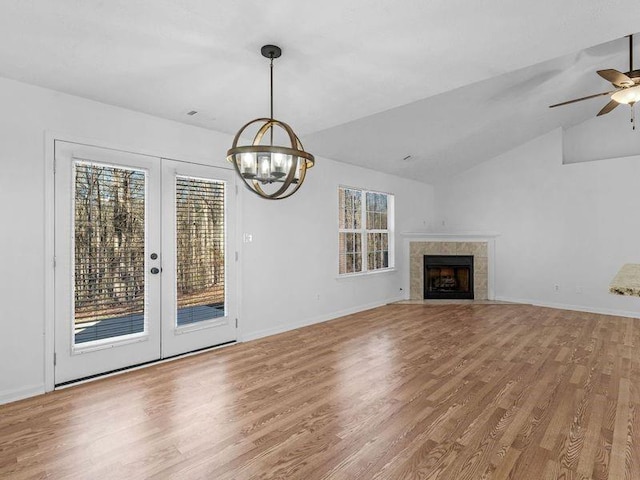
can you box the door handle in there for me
[150,267,160,274]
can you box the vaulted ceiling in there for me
[1,0,639,181]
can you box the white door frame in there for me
[43,132,243,392]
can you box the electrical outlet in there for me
[242,233,253,243]
[554,284,560,292]
[575,286,583,294]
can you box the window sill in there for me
[336,268,397,280]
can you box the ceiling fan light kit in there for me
[550,34,640,129]
[226,45,315,200]
[611,85,640,104]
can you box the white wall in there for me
[563,112,640,165]
[436,128,640,318]
[0,77,435,403]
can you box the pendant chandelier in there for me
[227,45,315,200]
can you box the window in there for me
[338,186,394,275]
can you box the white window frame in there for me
[338,186,395,276]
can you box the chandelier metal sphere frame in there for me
[226,45,315,200]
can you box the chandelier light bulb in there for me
[272,153,289,178]
[240,153,256,178]
[257,154,271,181]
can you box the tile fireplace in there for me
[403,233,498,301]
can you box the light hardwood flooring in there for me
[1,304,639,479]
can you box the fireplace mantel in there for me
[401,232,498,301]
[402,232,500,239]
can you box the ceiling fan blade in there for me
[596,99,619,116]
[597,69,634,87]
[549,90,617,108]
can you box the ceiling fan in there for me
[549,34,640,129]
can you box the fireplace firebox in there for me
[424,255,474,299]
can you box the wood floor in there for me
[1,304,639,479]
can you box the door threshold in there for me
[55,340,236,389]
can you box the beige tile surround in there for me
[410,241,488,300]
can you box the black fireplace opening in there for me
[424,255,474,300]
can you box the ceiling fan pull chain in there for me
[631,105,636,130]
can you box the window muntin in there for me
[339,187,393,275]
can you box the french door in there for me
[54,141,237,384]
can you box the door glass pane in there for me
[175,177,225,326]
[74,162,147,344]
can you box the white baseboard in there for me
[495,296,640,319]
[0,384,45,405]
[241,296,404,342]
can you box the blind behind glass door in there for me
[175,177,226,326]
[74,162,147,344]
